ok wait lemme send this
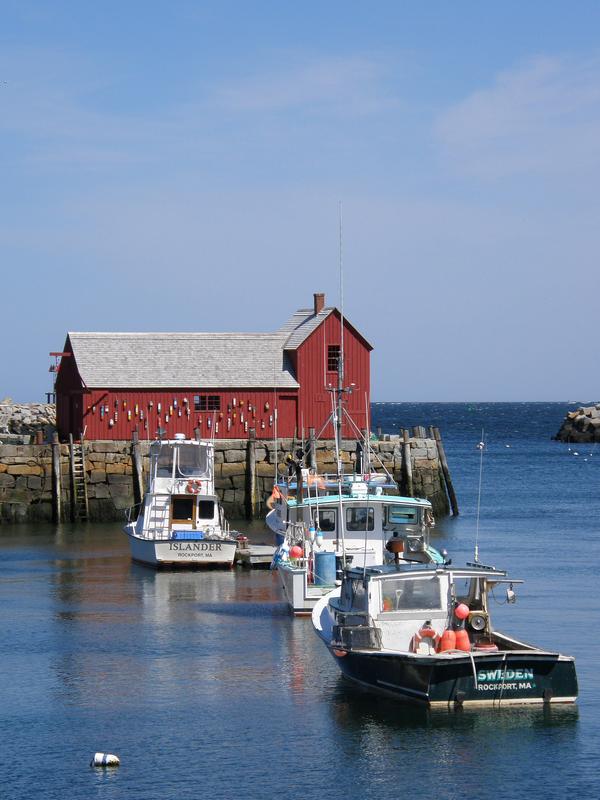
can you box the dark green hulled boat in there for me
[312,563,577,707]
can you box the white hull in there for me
[126,528,237,568]
[277,561,334,615]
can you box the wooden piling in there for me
[308,427,316,471]
[246,428,258,520]
[434,427,459,516]
[51,433,62,524]
[402,430,414,497]
[131,431,144,508]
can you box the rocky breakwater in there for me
[554,403,600,443]
[0,402,56,443]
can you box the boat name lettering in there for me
[476,668,534,682]
[169,542,223,552]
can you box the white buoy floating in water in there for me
[90,752,120,768]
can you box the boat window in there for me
[318,509,336,532]
[197,500,215,520]
[171,497,194,522]
[380,577,442,612]
[385,505,419,526]
[346,507,374,531]
[156,445,176,477]
[177,445,209,477]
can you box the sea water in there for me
[0,402,598,799]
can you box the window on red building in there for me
[327,345,340,372]
[194,395,221,411]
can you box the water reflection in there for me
[330,680,579,731]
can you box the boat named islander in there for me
[124,434,238,567]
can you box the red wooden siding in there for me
[77,388,298,441]
[54,342,84,440]
[294,311,370,439]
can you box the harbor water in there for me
[1,402,598,799]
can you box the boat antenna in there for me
[337,200,345,456]
[336,200,347,568]
[474,428,485,563]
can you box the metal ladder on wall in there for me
[69,434,89,521]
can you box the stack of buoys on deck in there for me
[437,602,471,652]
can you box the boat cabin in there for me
[332,564,520,655]
[140,437,224,539]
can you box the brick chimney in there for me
[313,292,325,315]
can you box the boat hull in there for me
[126,531,238,568]
[277,561,333,615]
[327,647,578,707]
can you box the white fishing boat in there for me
[312,560,578,707]
[268,470,444,615]
[124,434,238,567]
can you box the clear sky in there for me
[2,1,599,402]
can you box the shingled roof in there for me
[63,295,371,390]
[66,332,298,389]
[279,306,373,351]
[279,306,335,349]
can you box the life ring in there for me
[410,624,439,653]
[186,479,201,494]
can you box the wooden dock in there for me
[235,544,276,568]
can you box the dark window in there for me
[318,509,336,532]
[327,345,340,372]
[197,500,215,520]
[194,395,221,412]
[171,497,194,522]
[346,507,374,531]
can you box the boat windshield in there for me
[380,576,442,613]
[154,444,208,478]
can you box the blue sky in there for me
[2,1,599,402]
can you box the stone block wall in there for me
[0,435,451,523]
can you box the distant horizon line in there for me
[3,397,599,407]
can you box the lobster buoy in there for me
[437,629,457,652]
[289,545,304,560]
[454,629,471,651]
[454,603,470,620]
[90,753,120,768]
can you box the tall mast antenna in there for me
[337,201,345,455]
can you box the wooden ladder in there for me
[69,434,89,521]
